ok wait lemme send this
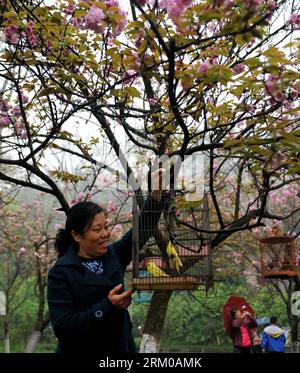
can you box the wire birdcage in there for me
[131,189,213,291]
[259,236,297,279]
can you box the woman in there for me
[230,308,257,353]
[47,175,166,353]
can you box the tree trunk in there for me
[4,317,10,353]
[24,315,49,353]
[139,291,172,353]
[287,278,299,350]
[289,315,299,352]
[25,330,42,353]
[25,249,50,353]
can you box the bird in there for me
[147,262,169,277]
[167,241,183,273]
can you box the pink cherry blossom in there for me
[107,200,117,213]
[111,224,124,238]
[85,6,104,34]
[71,17,85,29]
[232,64,245,74]
[14,118,25,137]
[28,32,38,47]
[267,1,276,11]
[12,106,21,116]
[65,3,76,15]
[269,151,287,169]
[105,0,120,7]
[113,9,127,36]
[0,100,11,111]
[198,61,210,73]
[213,160,220,169]
[265,80,274,92]
[267,74,276,82]
[287,13,300,27]
[149,97,158,106]
[20,130,28,140]
[21,92,29,104]
[283,190,292,198]
[283,101,294,110]
[158,0,193,23]
[135,31,144,48]
[26,21,34,34]
[224,177,231,185]
[0,114,10,128]
[290,87,299,98]
[4,25,19,44]
[130,51,141,70]
[224,0,234,10]
[123,70,137,84]
[274,91,286,102]
[70,191,91,205]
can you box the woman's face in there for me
[235,310,242,319]
[73,212,111,258]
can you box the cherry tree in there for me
[0,0,299,351]
[213,180,299,348]
[0,200,58,352]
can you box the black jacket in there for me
[47,197,165,353]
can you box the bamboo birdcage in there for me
[259,236,297,279]
[131,189,214,292]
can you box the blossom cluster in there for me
[70,191,92,205]
[0,98,28,139]
[68,0,127,37]
[5,20,38,47]
[287,13,300,29]
[265,73,299,105]
[158,0,193,23]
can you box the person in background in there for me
[261,316,286,353]
[230,308,257,353]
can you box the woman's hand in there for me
[108,284,133,310]
[242,311,251,318]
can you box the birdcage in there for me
[131,190,213,291]
[259,236,297,279]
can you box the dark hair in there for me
[231,308,239,319]
[55,201,105,257]
[270,316,278,324]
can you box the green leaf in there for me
[74,9,87,18]
[37,87,56,97]
[51,12,63,25]
[206,65,233,85]
[249,145,272,157]
[280,131,299,144]
[287,166,300,174]
[263,48,284,58]
[243,57,261,69]
[124,87,141,98]
[223,139,243,149]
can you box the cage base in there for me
[262,270,298,279]
[131,276,200,291]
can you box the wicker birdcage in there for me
[259,236,297,279]
[131,190,213,291]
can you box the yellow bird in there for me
[167,241,183,273]
[147,262,169,277]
